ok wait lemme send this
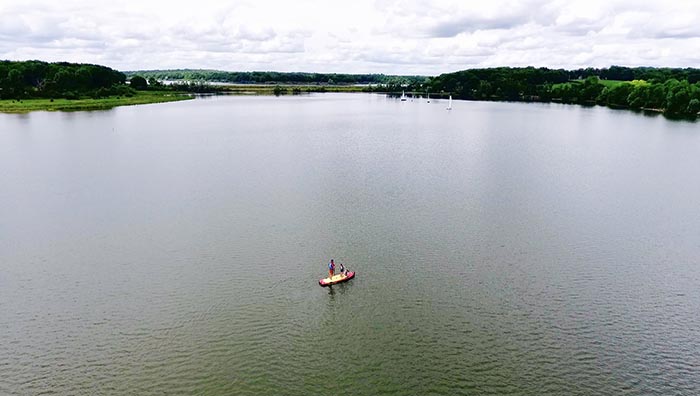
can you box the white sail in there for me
[447,95,452,110]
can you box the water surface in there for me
[1,94,699,395]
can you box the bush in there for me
[112,84,136,96]
[273,85,286,95]
[129,75,148,90]
[92,87,110,98]
[687,99,700,115]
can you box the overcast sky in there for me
[1,0,699,75]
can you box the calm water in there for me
[1,94,699,395]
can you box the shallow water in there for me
[1,94,699,395]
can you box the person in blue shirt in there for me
[328,259,335,278]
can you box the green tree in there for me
[579,76,604,103]
[147,77,162,88]
[476,80,493,99]
[664,79,690,115]
[4,69,24,98]
[687,98,700,115]
[129,75,148,90]
[627,85,649,109]
[645,84,666,109]
[598,83,632,107]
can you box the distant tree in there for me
[598,83,633,107]
[687,99,700,115]
[4,68,24,98]
[579,76,604,103]
[147,77,162,88]
[272,85,286,95]
[476,80,493,99]
[129,75,148,90]
[664,79,690,115]
[627,85,649,109]
[646,84,667,109]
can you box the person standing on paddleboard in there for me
[328,259,335,278]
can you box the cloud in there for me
[624,11,700,39]
[0,16,31,38]
[427,14,530,38]
[0,0,699,74]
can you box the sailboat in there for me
[426,93,430,103]
[400,90,407,101]
[446,95,452,110]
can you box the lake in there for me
[1,94,699,395]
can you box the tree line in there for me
[124,69,426,86]
[0,60,131,100]
[427,66,700,117]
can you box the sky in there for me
[1,0,699,75]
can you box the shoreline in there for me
[0,85,370,114]
[0,91,194,113]
[3,89,697,121]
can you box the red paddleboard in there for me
[319,271,355,287]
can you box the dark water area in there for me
[1,94,699,395]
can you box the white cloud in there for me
[0,0,699,74]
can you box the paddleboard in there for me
[319,271,355,287]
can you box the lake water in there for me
[1,94,699,395]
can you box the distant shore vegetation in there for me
[129,66,700,118]
[1,60,131,100]
[0,60,193,112]
[2,60,699,118]
[123,69,426,87]
[426,66,700,118]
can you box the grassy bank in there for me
[0,91,193,113]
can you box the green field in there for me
[552,79,654,91]
[596,79,627,87]
[552,79,628,89]
[0,91,193,113]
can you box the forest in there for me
[426,66,700,117]
[0,60,131,99]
